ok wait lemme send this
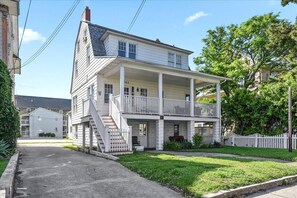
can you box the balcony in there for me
[114,95,217,118]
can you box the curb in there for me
[202,174,297,198]
[89,150,119,161]
[0,152,20,198]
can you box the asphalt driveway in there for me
[15,144,182,198]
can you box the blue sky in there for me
[15,0,297,99]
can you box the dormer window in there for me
[168,53,174,66]
[176,55,182,68]
[129,44,136,59]
[118,41,126,57]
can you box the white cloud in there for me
[19,28,46,44]
[184,11,208,25]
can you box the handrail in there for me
[89,98,108,149]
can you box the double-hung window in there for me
[168,53,174,66]
[129,44,136,59]
[75,61,78,78]
[73,96,78,114]
[86,45,90,66]
[104,84,113,103]
[176,55,182,68]
[118,41,126,57]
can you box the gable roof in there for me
[29,107,63,117]
[87,23,193,56]
[15,95,71,111]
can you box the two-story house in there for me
[70,7,227,154]
[0,0,21,100]
[15,95,71,138]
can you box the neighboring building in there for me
[0,0,21,99]
[70,7,227,154]
[15,95,71,138]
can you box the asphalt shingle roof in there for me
[15,95,71,111]
[88,24,107,56]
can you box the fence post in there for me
[232,135,235,146]
[255,134,258,148]
[284,133,288,149]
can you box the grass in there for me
[0,160,8,177]
[63,144,79,151]
[118,152,297,197]
[183,146,297,162]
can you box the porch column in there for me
[214,83,221,142]
[120,65,125,112]
[187,120,195,142]
[158,73,163,115]
[156,120,164,150]
[82,124,86,152]
[190,78,194,117]
[89,123,93,152]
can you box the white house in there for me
[0,0,21,100]
[70,7,228,154]
[15,95,71,138]
[28,108,63,138]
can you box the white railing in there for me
[21,120,29,125]
[110,94,132,151]
[89,99,110,152]
[195,102,217,117]
[123,95,159,114]
[163,98,190,116]
[83,99,90,117]
[225,133,297,149]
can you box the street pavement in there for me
[15,143,182,198]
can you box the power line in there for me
[21,0,80,68]
[126,0,146,33]
[19,0,32,52]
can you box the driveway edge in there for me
[0,152,19,198]
[202,174,297,198]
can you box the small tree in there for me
[0,60,19,149]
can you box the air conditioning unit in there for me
[83,36,87,43]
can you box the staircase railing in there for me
[89,98,110,152]
[109,94,132,151]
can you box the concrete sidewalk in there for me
[15,144,182,198]
[249,183,297,198]
[17,138,72,144]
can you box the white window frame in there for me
[75,61,78,78]
[168,53,175,67]
[86,45,91,66]
[129,43,136,59]
[104,84,113,103]
[118,41,126,57]
[73,96,78,114]
[176,55,182,68]
[77,40,80,53]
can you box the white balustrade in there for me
[163,98,190,116]
[123,95,159,114]
[194,102,217,117]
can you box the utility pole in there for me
[288,86,292,152]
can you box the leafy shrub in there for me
[199,144,209,149]
[163,141,181,151]
[0,140,13,159]
[213,141,222,148]
[192,133,203,148]
[0,60,19,149]
[38,132,56,137]
[180,140,193,149]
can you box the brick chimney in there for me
[82,6,90,22]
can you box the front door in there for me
[139,123,148,147]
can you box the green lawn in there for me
[118,152,297,197]
[184,146,297,162]
[0,160,8,177]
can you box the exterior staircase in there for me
[89,115,130,154]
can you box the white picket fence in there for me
[225,133,297,149]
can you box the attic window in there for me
[176,55,182,68]
[77,40,80,53]
[168,53,174,67]
[75,61,78,78]
[118,41,126,57]
[86,45,90,65]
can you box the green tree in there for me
[195,13,296,96]
[0,60,19,149]
[281,0,297,6]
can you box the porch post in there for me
[89,123,93,151]
[190,78,194,117]
[82,123,86,152]
[120,65,125,113]
[158,73,163,115]
[156,120,164,150]
[187,121,195,142]
[214,83,221,142]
